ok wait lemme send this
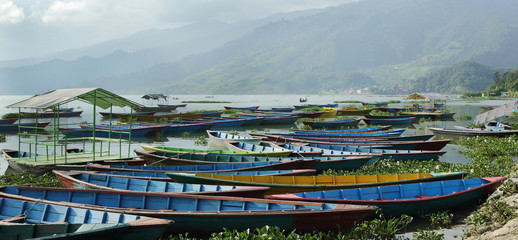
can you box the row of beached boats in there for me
[0,126,506,239]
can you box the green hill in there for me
[150,0,518,94]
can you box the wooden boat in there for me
[0,222,130,240]
[376,107,407,113]
[21,110,83,118]
[0,118,17,124]
[133,150,374,171]
[296,111,325,118]
[180,117,264,128]
[259,133,435,142]
[0,196,173,239]
[336,108,373,116]
[270,136,450,151]
[294,125,392,134]
[53,170,270,198]
[119,112,207,121]
[86,160,314,173]
[59,125,165,138]
[224,141,293,156]
[55,158,148,171]
[291,142,446,161]
[0,122,50,132]
[480,106,498,111]
[292,128,405,136]
[165,172,466,195]
[267,177,507,217]
[271,143,446,161]
[320,109,338,118]
[363,114,416,119]
[157,103,187,108]
[259,115,299,125]
[0,186,377,234]
[271,107,295,112]
[362,117,416,125]
[302,119,361,129]
[2,149,142,174]
[293,104,337,110]
[86,169,317,182]
[131,122,213,134]
[141,144,293,157]
[207,130,263,150]
[224,106,259,110]
[136,105,179,112]
[99,111,156,118]
[429,127,518,139]
[484,121,511,130]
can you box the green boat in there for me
[134,150,374,171]
[140,145,293,157]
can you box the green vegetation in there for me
[222,109,252,114]
[0,173,61,187]
[2,112,40,119]
[300,107,324,112]
[410,61,495,94]
[427,211,454,228]
[170,215,412,240]
[456,115,472,121]
[487,70,518,94]
[182,101,231,103]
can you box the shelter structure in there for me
[4,88,143,173]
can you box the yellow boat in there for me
[166,172,467,195]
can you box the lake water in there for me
[1,94,516,175]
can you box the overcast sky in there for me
[0,0,356,61]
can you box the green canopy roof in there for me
[6,88,143,109]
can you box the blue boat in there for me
[260,133,435,141]
[0,122,50,133]
[0,196,173,239]
[53,170,269,198]
[302,119,361,129]
[268,177,507,217]
[296,142,446,161]
[292,129,405,136]
[260,115,299,125]
[229,141,375,158]
[362,117,416,125]
[133,122,213,134]
[84,169,316,182]
[296,125,391,133]
[180,117,264,128]
[224,106,259,111]
[60,124,164,138]
[0,186,377,234]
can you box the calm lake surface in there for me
[1,94,515,175]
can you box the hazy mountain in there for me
[3,0,518,94]
[146,0,518,94]
[0,9,324,94]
